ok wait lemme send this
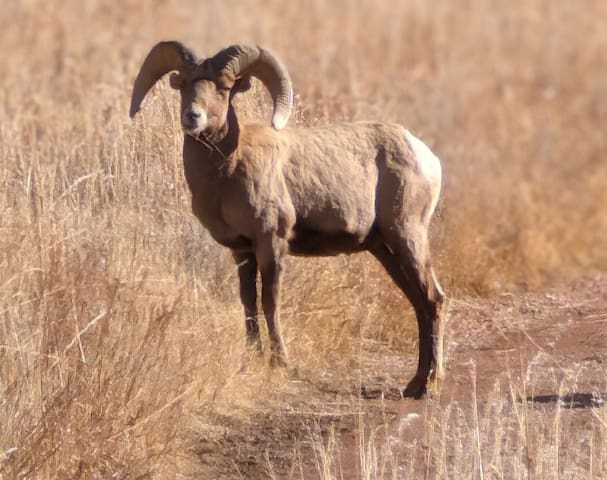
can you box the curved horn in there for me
[212,45,293,130]
[129,41,197,118]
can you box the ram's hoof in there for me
[269,354,288,369]
[403,376,428,399]
[246,340,263,355]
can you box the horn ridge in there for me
[212,44,293,130]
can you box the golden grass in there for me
[1,0,606,478]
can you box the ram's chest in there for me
[182,141,296,250]
[183,170,249,251]
[189,189,254,251]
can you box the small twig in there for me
[64,310,107,357]
[58,171,101,199]
[108,382,200,441]
[189,132,227,160]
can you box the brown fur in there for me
[131,43,445,398]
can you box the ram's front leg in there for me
[257,235,288,367]
[232,251,261,352]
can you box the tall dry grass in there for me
[1,0,606,478]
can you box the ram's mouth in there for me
[182,125,203,137]
[183,124,217,142]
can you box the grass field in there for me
[1,0,606,478]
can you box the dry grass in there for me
[1,0,606,478]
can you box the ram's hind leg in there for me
[232,251,261,352]
[369,227,444,398]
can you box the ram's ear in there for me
[169,72,184,90]
[232,75,252,95]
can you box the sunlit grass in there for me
[1,0,606,478]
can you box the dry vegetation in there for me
[1,0,606,478]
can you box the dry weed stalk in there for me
[1,0,606,478]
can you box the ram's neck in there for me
[182,106,242,192]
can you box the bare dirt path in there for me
[197,275,607,478]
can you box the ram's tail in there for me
[403,129,442,222]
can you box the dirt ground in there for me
[195,274,607,479]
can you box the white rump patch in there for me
[404,129,442,218]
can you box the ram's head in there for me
[130,42,293,138]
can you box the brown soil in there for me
[193,274,607,479]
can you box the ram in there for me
[130,42,445,398]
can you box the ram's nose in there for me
[185,110,200,123]
[182,108,208,132]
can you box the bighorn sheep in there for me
[130,42,445,398]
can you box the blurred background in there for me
[1,0,606,477]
